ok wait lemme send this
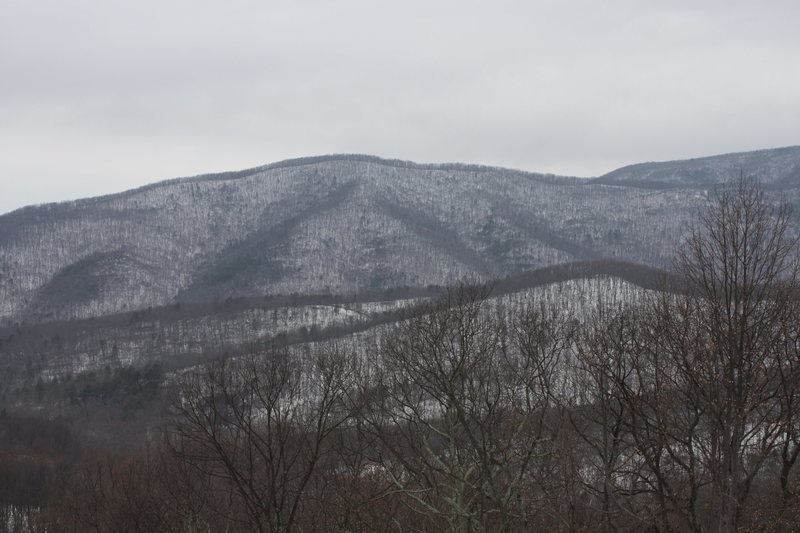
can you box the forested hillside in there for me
[4,180,800,531]
[3,148,798,325]
[2,150,800,531]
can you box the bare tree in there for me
[47,449,186,533]
[578,299,710,533]
[165,344,360,533]
[673,178,798,532]
[773,293,800,515]
[571,306,653,532]
[361,284,572,532]
[563,179,800,532]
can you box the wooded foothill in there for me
[3,179,800,532]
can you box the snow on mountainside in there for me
[0,261,661,384]
[0,275,645,383]
[596,146,800,188]
[1,149,798,325]
[29,297,421,380]
[306,275,651,362]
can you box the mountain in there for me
[0,259,665,382]
[596,145,800,188]
[1,148,799,325]
[1,146,798,451]
[0,262,660,451]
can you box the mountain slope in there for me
[0,260,665,384]
[1,149,798,324]
[595,145,800,188]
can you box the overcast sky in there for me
[1,0,799,214]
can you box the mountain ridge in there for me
[2,153,564,218]
[596,145,800,188]
[6,146,799,217]
[1,146,798,325]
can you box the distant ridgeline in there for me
[0,146,798,327]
